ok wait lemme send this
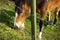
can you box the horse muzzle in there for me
[14,22,24,30]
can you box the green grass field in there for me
[0,0,60,40]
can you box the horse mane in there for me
[15,0,31,14]
[15,0,26,14]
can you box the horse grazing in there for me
[14,0,60,40]
[14,0,31,29]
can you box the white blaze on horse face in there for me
[38,32,42,40]
[14,12,18,27]
[14,12,24,29]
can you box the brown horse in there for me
[14,0,60,40]
[14,0,31,29]
[37,0,60,39]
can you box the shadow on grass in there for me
[0,9,15,29]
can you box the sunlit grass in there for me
[0,1,32,40]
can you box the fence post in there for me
[31,0,36,40]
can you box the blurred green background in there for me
[0,0,60,40]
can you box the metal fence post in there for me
[31,0,36,40]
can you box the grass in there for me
[0,0,60,40]
[0,1,32,40]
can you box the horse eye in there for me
[17,9,22,14]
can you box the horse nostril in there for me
[19,26,24,30]
[17,24,24,30]
[14,25,24,30]
[14,22,24,30]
